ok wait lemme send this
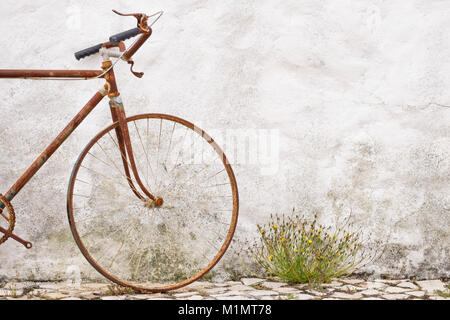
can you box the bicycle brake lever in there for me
[112,9,150,32]
[127,60,144,78]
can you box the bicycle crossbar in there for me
[0,70,104,79]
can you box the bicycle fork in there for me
[109,96,162,206]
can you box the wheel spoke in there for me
[156,122,176,192]
[133,120,156,192]
[79,164,143,200]
[109,219,140,270]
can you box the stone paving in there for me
[0,278,448,300]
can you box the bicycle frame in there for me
[0,28,158,248]
[0,12,239,293]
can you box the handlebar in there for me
[74,43,104,61]
[110,27,140,44]
[74,28,141,61]
[74,10,162,61]
[74,28,143,61]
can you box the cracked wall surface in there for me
[0,0,449,281]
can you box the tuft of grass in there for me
[201,271,215,282]
[243,211,376,287]
[8,282,18,298]
[7,272,20,298]
[249,283,268,290]
[435,289,450,298]
[105,284,138,296]
[284,293,296,300]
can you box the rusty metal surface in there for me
[0,195,15,245]
[104,61,156,202]
[102,61,120,97]
[0,69,103,79]
[0,194,30,248]
[102,41,126,52]
[112,98,157,202]
[112,10,151,32]
[123,31,152,61]
[109,103,145,201]
[0,225,32,249]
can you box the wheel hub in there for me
[144,197,164,208]
[154,197,164,207]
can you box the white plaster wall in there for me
[0,0,448,280]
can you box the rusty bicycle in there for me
[0,10,239,292]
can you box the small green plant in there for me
[8,281,18,298]
[7,272,20,298]
[284,293,296,300]
[436,289,450,298]
[201,270,215,281]
[244,212,375,287]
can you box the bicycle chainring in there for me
[0,194,15,245]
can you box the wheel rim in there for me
[67,114,239,292]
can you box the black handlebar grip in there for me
[74,43,103,60]
[109,27,140,43]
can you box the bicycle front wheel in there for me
[67,114,239,292]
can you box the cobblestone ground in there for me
[0,278,449,300]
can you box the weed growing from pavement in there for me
[242,209,378,287]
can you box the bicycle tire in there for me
[67,113,239,292]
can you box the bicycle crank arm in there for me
[0,225,32,249]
